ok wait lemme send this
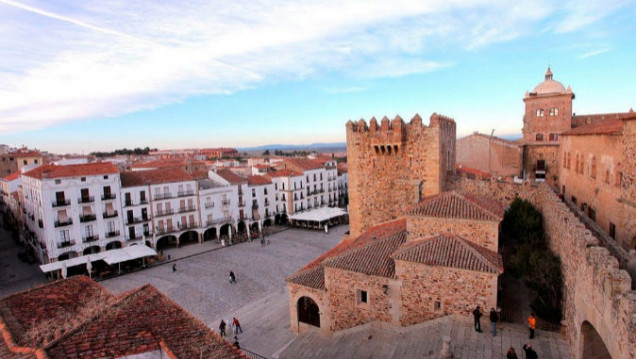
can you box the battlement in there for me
[346,113,455,133]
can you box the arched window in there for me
[297,296,320,327]
[536,133,544,141]
[549,107,559,116]
[590,156,597,179]
[536,109,544,117]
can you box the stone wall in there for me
[621,118,636,250]
[456,133,522,177]
[406,216,499,252]
[346,113,455,238]
[522,144,560,186]
[288,283,330,335]
[396,261,498,326]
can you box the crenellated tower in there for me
[346,113,456,238]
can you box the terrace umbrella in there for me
[61,261,67,279]
[86,256,92,278]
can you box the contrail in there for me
[0,0,142,41]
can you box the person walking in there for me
[490,308,499,337]
[523,343,538,359]
[233,336,240,350]
[472,306,483,332]
[229,271,236,284]
[219,319,227,337]
[172,263,176,273]
[506,347,518,359]
[233,317,243,334]
[528,313,536,339]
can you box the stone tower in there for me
[521,67,574,184]
[346,113,456,238]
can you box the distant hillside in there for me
[238,142,346,152]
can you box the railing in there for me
[155,226,177,235]
[126,234,142,241]
[78,196,94,204]
[101,193,116,200]
[239,201,245,207]
[126,216,150,225]
[124,201,133,207]
[222,199,231,205]
[52,199,70,207]
[241,348,268,359]
[124,198,149,206]
[54,219,73,227]
[252,203,259,209]
[56,240,75,248]
[153,193,172,200]
[155,209,174,217]
[80,214,97,222]
[144,231,153,238]
[177,190,195,197]
[204,202,214,209]
[207,216,232,226]
[178,206,196,213]
[82,235,99,243]
[102,211,118,219]
[139,198,148,204]
[105,230,120,238]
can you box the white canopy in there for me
[288,207,348,223]
[39,244,157,273]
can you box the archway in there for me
[263,218,272,227]
[219,224,232,239]
[179,230,199,246]
[203,227,217,241]
[105,241,122,251]
[297,296,320,328]
[280,213,288,225]
[274,214,281,225]
[83,246,100,255]
[250,222,259,237]
[580,321,611,359]
[58,252,78,261]
[237,221,246,235]
[156,235,177,251]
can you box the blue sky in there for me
[0,0,635,153]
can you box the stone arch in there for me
[179,230,199,246]
[105,241,123,251]
[237,221,247,235]
[280,213,288,224]
[580,321,611,359]
[219,224,232,238]
[83,246,100,255]
[297,296,320,328]
[58,251,78,261]
[156,235,177,251]
[145,240,152,248]
[274,214,281,225]
[203,227,217,241]
[250,222,259,235]
[263,218,272,227]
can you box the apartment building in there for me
[198,176,236,241]
[247,175,275,231]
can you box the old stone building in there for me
[286,191,503,334]
[456,132,522,178]
[346,113,456,238]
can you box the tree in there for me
[263,149,270,156]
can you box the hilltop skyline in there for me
[1,0,635,153]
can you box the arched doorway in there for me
[156,235,177,251]
[179,230,198,246]
[58,252,78,261]
[280,213,288,225]
[250,222,259,237]
[263,218,272,227]
[580,321,611,359]
[105,241,122,250]
[274,214,281,225]
[203,227,217,241]
[237,221,246,235]
[83,246,100,255]
[219,224,232,239]
[297,296,320,328]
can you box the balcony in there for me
[124,200,133,207]
[252,203,259,209]
[56,240,76,249]
[206,216,232,226]
[52,199,70,207]
[101,193,116,201]
[144,231,153,238]
[54,219,73,227]
[78,196,94,204]
[178,206,197,213]
[126,234,142,241]
[102,211,118,219]
[80,214,97,223]
[153,193,172,200]
[155,226,177,235]
[238,201,245,207]
[177,190,195,197]
[82,235,99,243]
[105,230,120,238]
[204,202,214,209]
[154,209,174,217]
[126,216,150,225]
[222,199,231,206]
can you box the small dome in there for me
[532,67,566,94]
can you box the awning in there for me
[288,207,348,223]
[39,244,157,273]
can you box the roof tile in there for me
[406,191,502,221]
[120,169,194,187]
[22,163,118,180]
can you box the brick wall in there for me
[456,134,522,177]
[288,283,330,335]
[406,216,499,252]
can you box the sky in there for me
[0,0,635,154]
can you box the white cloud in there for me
[579,48,610,58]
[0,0,629,133]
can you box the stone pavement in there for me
[0,221,46,298]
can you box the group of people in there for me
[472,306,540,358]
[219,317,243,349]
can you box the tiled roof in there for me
[337,163,348,174]
[392,234,503,274]
[286,266,325,290]
[12,151,41,158]
[571,111,635,127]
[132,159,185,169]
[247,175,272,186]
[561,119,623,136]
[2,172,20,181]
[456,164,491,178]
[267,169,303,178]
[282,158,323,171]
[323,231,407,278]
[120,169,194,187]
[22,163,118,180]
[406,191,502,222]
[216,169,246,184]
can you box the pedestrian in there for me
[229,271,236,284]
[233,317,243,334]
[490,308,499,337]
[506,347,518,359]
[260,236,265,247]
[219,319,227,337]
[523,343,538,359]
[472,306,482,332]
[528,312,536,339]
[233,336,240,350]
[172,263,176,273]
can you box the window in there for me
[590,156,597,179]
[107,221,116,233]
[85,225,94,237]
[356,289,368,304]
[59,230,70,241]
[275,183,278,190]
[549,107,558,116]
[536,109,544,117]
[549,133,558,141]
[81,177,86,182]
[604,170,610,184]
[536,133,544,141]
[55,179,61,185]
[34,159,38,164]
[616,171,622,188]
[23,160,27,165]
[103,175,108,179]
[252,188,256,198]
[571,196,577,205]
[609,223,616,239]
[434,301,442,311]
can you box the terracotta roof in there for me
[267,169,303,178]
[572,111,635,127]
[216,169,246,184]
[247,175,272,186]
[132,159,185,169]
[561,119,624,136]
[323,231,407,278]
[456,164,491,178]
[22,163,118,180]
[337,163,348,174]
[12,151,41,158]
[286,266,325,290]
[392,234,503,274]
[406,191,502,222]
[2,172,20,181]
[120,169,194,187]
[282,158,323,171]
